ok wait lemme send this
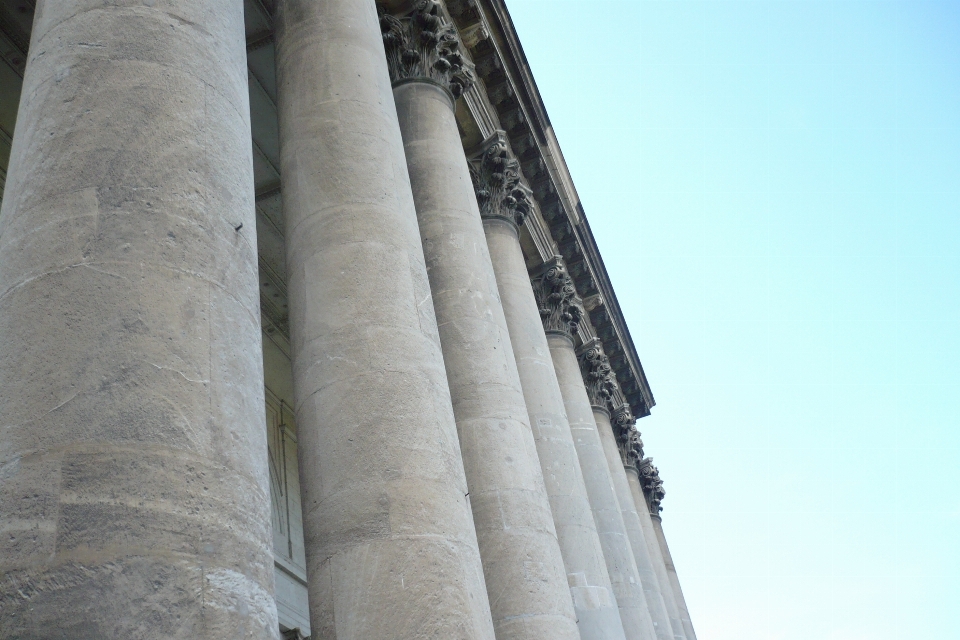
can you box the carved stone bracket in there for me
[577,338,617,412]
[531,256,584,338]
[638,457,666,515]
[469,130,532,228]
[379,0,476,98]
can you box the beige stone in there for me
[394,76,580,640]
[482,197,627,640]
[632,479,688,640]
[595,410,675,640]
[549,335,659,640]
[0,1,279,637]
[653,515,698,640]
[274,1,495,638]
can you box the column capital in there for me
[638,457,666,515]
[379,0,476,98]
[532,256,584,339]
[612,403,646,471]
[577,338,617,412]
[470,130,533,229]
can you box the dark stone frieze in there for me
[379,0,476,98]
[638,457,666,515]
[577,338,617,412]
[531,256,584,338]
[469,130,532,228]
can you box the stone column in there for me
[274,2,495,639]
[0,2,279,638]
[544,275,657,640]
[627,476,686,640]
[476,133,627,640]
[382,5,580,640]
[599,403,675,640]
[639,461,698,640]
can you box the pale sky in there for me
[505,1,959,638]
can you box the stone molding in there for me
[531,255,584,338]
[469,130,532,229]
[577,338,617,412]
[379,0,476,98]
[638,457,666,515]
[445,0,656,418]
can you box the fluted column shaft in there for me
[632,481,687,640]
[594,410,674,640]
[549,336,658,640]
[0,2,278,638]
[391,65,580,640]
[274,2,495,639]
[651,517,697,640]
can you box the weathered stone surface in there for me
[595,410,674,640]
[274,1,494,638]
[0,1,278,637]
[380,0,476,98]
[632,476,687,640]
[550,335,658,640]
[652,515,698,640]
[482,174,626,640]
[393,73,579,640]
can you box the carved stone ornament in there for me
[638,457,666,514]
[611,402,635,440]
[621,427,646,472]
[612,402,643,467]
[578,339,617,411]
[470,130,532,228]
[379,0,477,98]
[532,256,584,338]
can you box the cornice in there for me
[445,0,655,419]
[0,0,654,420]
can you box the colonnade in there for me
[0,1,696,639]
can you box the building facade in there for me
[0,1,697,639]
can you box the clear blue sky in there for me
[505,1,959,638]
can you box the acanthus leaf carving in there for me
[379,0,476,98]
[531,256,584,338]
[577,338,617,411]
[612,402,645,470]
[622,427,646,472]
[638,457,666,515]
[469,130,532,228]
